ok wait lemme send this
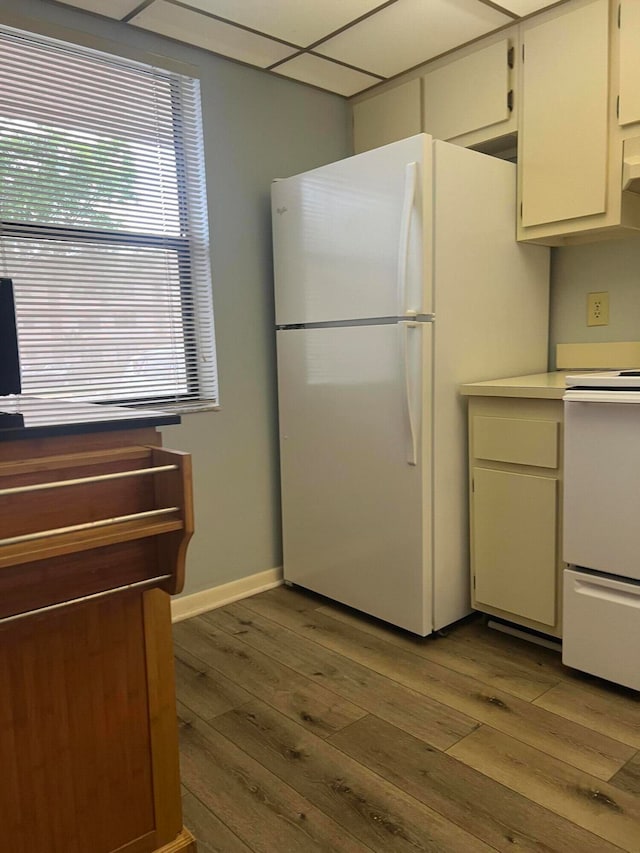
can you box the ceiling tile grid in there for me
[50,0,568,95]
[273,53,382,98]
[314,0,513,78]
[132,0,297,67]
[168,0,387,46]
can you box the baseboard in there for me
[171,567,283,623]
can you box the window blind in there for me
[0,25,218,410]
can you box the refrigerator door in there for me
[276,321,433,635]
[272,134,432,326]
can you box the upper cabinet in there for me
[422,38,516,149]
[618,1,640,127]
[351,29,518,157]
[352,79,421,154]
[518,0,609,231]
[517,0,640,245]
[350,0,640,246]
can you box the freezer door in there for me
[272,135,432,325]
[564,400,640,580]
[276,322,433,635]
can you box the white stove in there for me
[565,370,640,404]
[562,371,640,690]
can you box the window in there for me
[0,25,218,410]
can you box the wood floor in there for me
[173,585,640,853]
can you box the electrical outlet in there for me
[587,291,609,326]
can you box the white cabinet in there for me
[467,395,565,637]
[352,79,421,154]
[422,39,515,148]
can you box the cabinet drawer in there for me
[473,415,558,468]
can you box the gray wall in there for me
[1,0,351,595]
[549,236,640,367]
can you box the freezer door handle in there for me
[402,321,419,466]
[397,162,418,316]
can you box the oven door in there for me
[563,393,640,581]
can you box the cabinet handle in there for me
[0,463,178,497]
[0,506,179,548]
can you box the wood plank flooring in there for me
[174,585,640,852]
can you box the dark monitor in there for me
[0,278,22,395]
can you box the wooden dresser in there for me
[0,398,196,853]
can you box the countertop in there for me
[460,371,575,400]
[0,395,180,440]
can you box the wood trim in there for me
[0,446,152,479]
[112,827,197,853]
[143,589,183,847]
[0,428,161,462]
[151,448,194,596]
[155,828,198,853]
[112,830,157,853]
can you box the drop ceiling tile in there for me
[274,54,380,97]
[173,0,385,46]
[316,0,513,78]
[130,1,296,67]
[55,0,142,18]
[492,0,560,14]
[497,0,558,16]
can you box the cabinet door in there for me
[520,0,609,227]
[422,40,511,142]
[352,79,421,154]
[619,0,640,126]
[472,466,557,626]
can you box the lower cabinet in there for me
[467,395,564,637]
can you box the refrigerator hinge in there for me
[617,95,620,119]
[507,46,514,69]
[522,44,525,63]
[472,574,476,590]
[507,90,514,112]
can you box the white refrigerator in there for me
[272,134,549,636]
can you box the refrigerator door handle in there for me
[402,321,419,466]
[397,162,418,316]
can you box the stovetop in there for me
[565,370,640,389]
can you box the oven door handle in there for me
[575,577,640,609]
[564,390,640,403]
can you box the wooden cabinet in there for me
[352,79,421,154]
[0,427,196,853]
[467,396,565,638]
[422,37,516,150]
